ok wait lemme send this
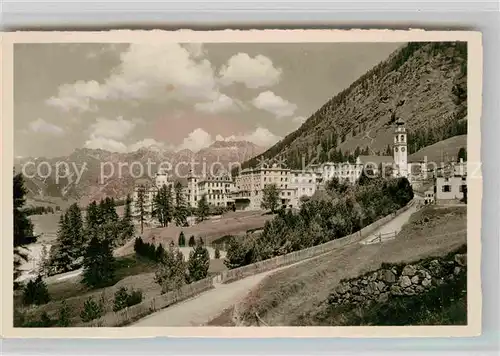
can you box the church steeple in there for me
[393,118,408,178]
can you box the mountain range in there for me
[15,141,264,206]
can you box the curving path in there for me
[131,200,419,327]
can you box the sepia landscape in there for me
[12,40,469,329]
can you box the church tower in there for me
[393,118,408,178]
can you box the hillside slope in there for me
[408,134,467,163]
[241,42,467,169]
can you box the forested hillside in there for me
[241,42,467,170]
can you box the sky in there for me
[14,42,403,158]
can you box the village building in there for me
[186,170,235,208]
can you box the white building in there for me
[233,165,319,211]
[186,170,235,208]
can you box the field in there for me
[16,251,228,327]
[408,134,467,164]
[234,205,466,326]
[115,210,274,256]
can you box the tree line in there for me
[24,205,61,216]
[224,176,414,269]
[44,195,135,278]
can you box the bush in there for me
[178,231,186,247]
[188,235,196,247]
[23,312,56,327]
[80,297,104,323]
[214,246,221,259]
[57,301,71,327]
[113,287,143,312]
[22,276,50,305]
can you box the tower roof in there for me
[395,117,405,126]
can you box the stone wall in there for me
[328,250,467,306]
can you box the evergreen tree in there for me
[82,236,116,288]
[57,301,71,327]
[188,235,196,247]
[261,184,280,213]
[187,240,210,282]
[49,212,78,273]
[136,185,148,234]
[196,194,209,223]
[37,244,50,277]
[214,246,221,259]
[66,203,85,252]
[153,184,173,227]
[120,194,135,243]
[174,181,189,227]
[80,297,104,322]
[457,147,467,162]
[178,231,186,247]
[22,275,50,305]
[154,244,187,293]
[13,173,36,288]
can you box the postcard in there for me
[1,29,482,338]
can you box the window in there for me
[394,147,398,152]
[400,134,405,142]
[442,185,451,192]
[459,185,467,192]
[401,147,406,152]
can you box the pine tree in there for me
[196,194,209,223]
[457,147,467,162]
[261,184,280,213]
[37,244,50,277]
[154,244,187,293]
[214,246,221,259]
[174,181,188,227]
[49,212,77,274]
[153,184,173,227]
[120,194,135,243]
[13,173,36,288]
[82,236,116,288]
[57,301,71,327]
[22,275,50,305]
[178,231,186,247]
[136,185,148,234]
[188,235,196,247]
[67,203,85,253]
[187,240,210,282]
[80,297,104,322]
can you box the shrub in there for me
[113,287,143,312]
[178,231,186,246]
[57,301,71,327]
[214,246,221,259]
[22,276,50,305]
[23,312,56,327]
[113,287,129,312]
[80,297,104,323]
[187,242,210,282]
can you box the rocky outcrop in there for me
[328,252,467,307]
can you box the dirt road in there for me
[131,202,418,327]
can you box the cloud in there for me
[177,128,214,152]
[293,116,307,125]
[216,127,282,147]
[128,138,169,152]
[252,91,297,118]
[88,117,138,140]
[219,53,282,89]
[84,136,128,153]
[47,43,218,112]
[28,118,65,135]
[194,94,241,114]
